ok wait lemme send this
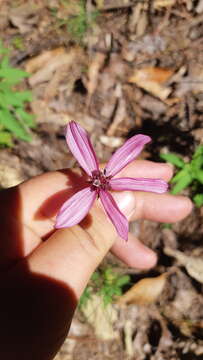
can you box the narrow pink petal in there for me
[66,121,99,176]
[105,134,151,177]
[55,187,96,228]
[99,189,129,241]
[110,177,168,193]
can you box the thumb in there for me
[27,191,135,299]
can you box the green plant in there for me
[12,36,25,51]
[0,41,35,146]
[52,0,99,42]
[79,267,130,308]
[160,146,203,207]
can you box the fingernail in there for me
[113,191,135,218]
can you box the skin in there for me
[0,160,192,360]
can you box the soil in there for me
[0,1,203,359]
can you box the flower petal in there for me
[99,189,128,241]
[110,177,168,193]
[55,187,96,228]
[66,121,99,176]
[105,134,151,177]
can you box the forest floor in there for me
[0,1,203,359]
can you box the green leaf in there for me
[0,91,24,107]
[191,158,203,173]
[0,88,32,108]
[0,82,10,92]
[161,223,172,229]
[0,108,32,141]
[195,170,203,184]
[116,275,130,287]
[91,271,100,281]
[0,68,29,84]
[14,91,32,102]
[193,145,203,158]
[171,173,193,195]
[171,167,191,184]
[103,295,111,307]
[191,146,203,173]
[78,287,92,308]
[160,153,185,168]
[0,92,10,108]
[15,108,36,128]
[113,288,122,296]
[0,130,13,146]
[0,55,10,69]
[193,193,203,207]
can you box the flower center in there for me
[89,170,111,193]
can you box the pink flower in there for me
[55,121,168,240]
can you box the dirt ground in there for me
[0,1,203,359]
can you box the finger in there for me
[111,233,157,269]
[109,191,193,268]
[113,191,193,223]
[115,160,173,180]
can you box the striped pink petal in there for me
[66,121,99,176]
[99,189,129,241]
[105,134,151,177]
[55,187,96,228]
[110,177,168,193]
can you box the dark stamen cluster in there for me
[89,170,111,194]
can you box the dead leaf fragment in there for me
[26,48,65,73]
[9,3,41,33]
[100,135,123,148]
[129,67,173,101]
[86,52,106,106]
[196,0,203,13]
[118,273,168,305]
[26,47,81,86]
[0,164,24,188]
[164,247,203,283]
[81,294,119,340]
[154,0,175,8]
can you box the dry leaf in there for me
[96,0,134,10]
[124,320,134,357]
[100,135,123,148]
[86,52,106,106]
[118,273,168,305]
[128,67,173,101]
[95,0,104,8]
[0,164,24,188]
[192,128,203,143]
[81,294,119,340]
[174,66,203,96]
[9,3,41,33]
[164,247,203,283]
[107,96,126,136]
[26,48,65,73]
[196,0,203,13]
[26,47,81,86]
[154,0,175,8]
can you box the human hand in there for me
[0,161,192,360]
